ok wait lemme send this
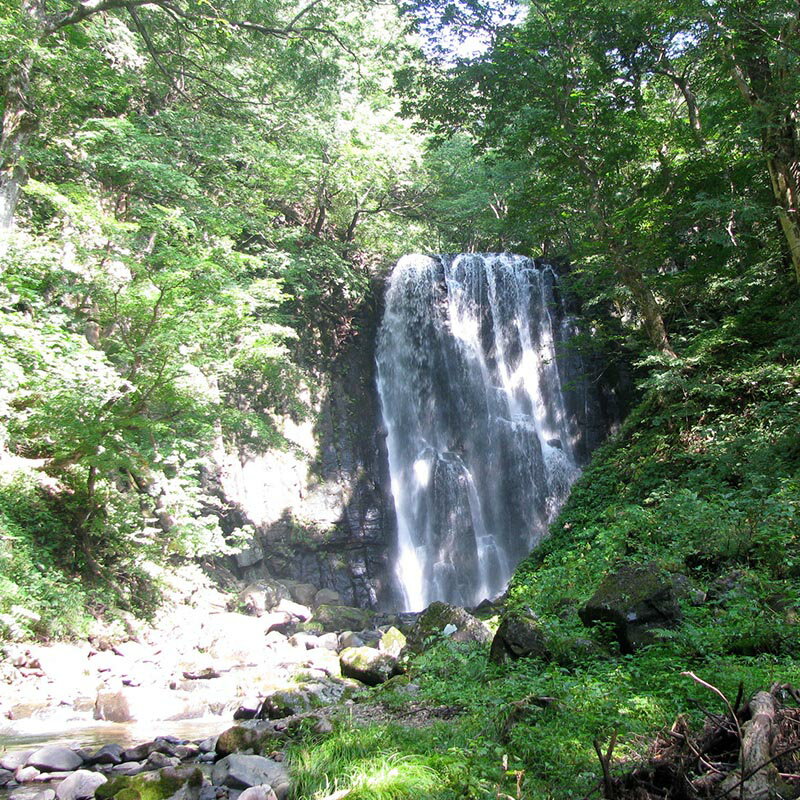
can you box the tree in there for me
[0,0,379,253]
[701,0,800,283]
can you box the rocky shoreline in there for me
[0,566,463,800]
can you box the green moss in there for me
[96,768,202,800]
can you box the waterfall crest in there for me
[376,253,583,611]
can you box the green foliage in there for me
[0,474,91,639]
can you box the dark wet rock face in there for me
[211,280,396,610]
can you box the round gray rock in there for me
[55,770,107,800]
[211,755,288,794]
[27,748,83,773]
[238,785,278,800]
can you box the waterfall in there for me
[376,253,584,611]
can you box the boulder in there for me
[313,589,341,607]
[55,770,107,800]
[1,751,34,771]
[337,631,363,650]
[406,602,491,651]
[238,786,278,800]
[210,755,288,795]
[288,584,318,607]
[313,605,375,634]
[96,766,202,800]
[273,599,312,622]
[578,563,682,653]
[87,745,125,766]
[215,721,283,757]
[27,747,84,773]
[339,647,401,686]
[257,688,314,719]
[489,612,550,664]
[379,627,407,658]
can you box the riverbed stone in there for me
[1,752,34,771]
[210,755,288,794]
[144,752,178,771]
[237,785,278,800]
[27,747,83,773]
[313,605,375,633]
[215,722,283,757]
[34,772,74,784]
[55,770,107,800]
[110,763,145,777]
[121,744,151,763]
[96,766,202,800]
[339,646,401,686]
[16,767,41,783]
[87,745,125,767]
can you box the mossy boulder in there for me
[578,563,682,653]
[257,688,316,719]
[294,621,324,634]
[406,602,491,652]
[215,721,284,756]
[379,626,407,657]
[96,767,202,800]
[339,646,401,686]
[313,605,375,633]
[489,611,551,664]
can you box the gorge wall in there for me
[213,256,625,610]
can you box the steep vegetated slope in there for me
[284,260,799,800]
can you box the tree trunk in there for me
[765,133,800,284]
[0,0,47,256]
[0,56,36,256]
[617,260,676,357]
[719,691,788,800]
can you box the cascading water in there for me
[376,253,584,611]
